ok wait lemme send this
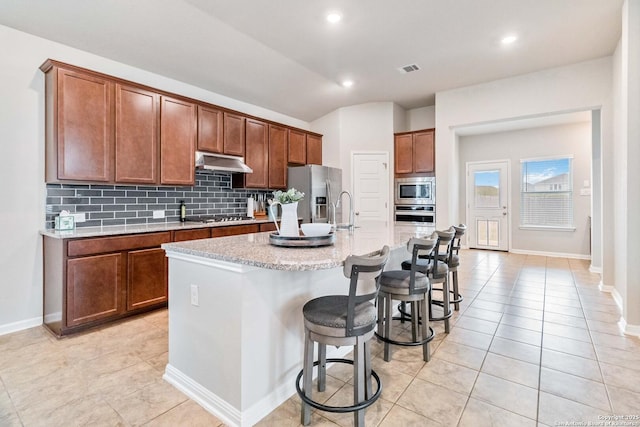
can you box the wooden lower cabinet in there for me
[127,248,167,311]
[66,253,124,327]
[43,223,272,336]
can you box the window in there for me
[520,157,573,228]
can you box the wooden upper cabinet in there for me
[288,129,306,165]
[50,66,114,182]
[244,118,269,188]
[223,112,245,156]
[306,134,322,165]
[269,124,288,189]
[160,96,196,185]
[394,134,414,175]
[394,129,435,176]
[115,84,159,184]
[197,105,224,153]
[413,130,435,173]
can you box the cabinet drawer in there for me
[212,224,259,237]
[174,228,211,242]
[68,232,172,257]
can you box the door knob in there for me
[355,212,360,216]
[503,212,507,216]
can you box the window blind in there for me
[520,157,573,228]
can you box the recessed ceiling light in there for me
[501,34,518,45]
[341,80,353,88]
[326,13,342,23]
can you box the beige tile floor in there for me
[2,250,640,426]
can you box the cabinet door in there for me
[288,129,306,165]
[223,112,245,156]
[115,84,159,184]
[197,105,224,153]
[127,248,167,311]
[413,130,435,173]
[160,96,196,185]
[306,134,322,165]
[394,134,414,175]
[56,68,113,181]
[269,124,288,189]
[66,253,123,327]
[245,118,269,188]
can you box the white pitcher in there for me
[270,201,299,236]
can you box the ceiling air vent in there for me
[399,64,420,74]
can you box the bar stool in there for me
[398,229,455,333]
[375,237,437,362]
[296,246,389,427]
[447,224,466,311]
[426,229,455,333]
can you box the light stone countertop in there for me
[40,218,275,239]
[162,221,436,271]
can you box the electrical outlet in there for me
[71,213,86,223]
[190,284,199,306]
[153,210,165,219]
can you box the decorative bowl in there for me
[300,223,331,237]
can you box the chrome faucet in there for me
[334,190,354,231]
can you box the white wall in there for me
[612,0,640,330]
[435,57,614,282]
[311,102,396,222]
[459,122,592,257]
[0,25,310,334]
[407,105,436,131]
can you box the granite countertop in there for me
[162,221,435,271]
[40,217,275,239]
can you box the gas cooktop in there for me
[184,215,253,223]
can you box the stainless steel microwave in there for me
[395,177,435,205]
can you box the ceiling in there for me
[0,0,624,122]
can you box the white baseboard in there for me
[509,248,591,260]
[611,287,624,312]
[164,364,242,427]
[598,281,615,293]
[0,316,42,336]
[618,317,640,338]
[589,265,602,274]
[164,344,352,427]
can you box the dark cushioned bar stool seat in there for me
[297,246,389,427]
[375,237,437,362]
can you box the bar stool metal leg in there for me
[302,331,314,425]
[318,343,326,392]
[354,336,365,427]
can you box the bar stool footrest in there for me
[296,358,382,413]
[432,290,464,306]
[397,302,453,322]
[374,325,434,347]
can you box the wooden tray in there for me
[268,232,335,247]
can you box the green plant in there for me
[272,188,305,204]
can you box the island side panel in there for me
[240,266,350,416]
[165,255,245,411]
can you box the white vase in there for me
[270,201,299,236]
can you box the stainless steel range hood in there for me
[195,151,253,173]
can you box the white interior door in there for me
[352,152,390,225]
[467,161,509,251]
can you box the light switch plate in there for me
[190,284,199,306]
[153,210,165,219]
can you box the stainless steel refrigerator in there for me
[287,165,342,224]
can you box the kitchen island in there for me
[161,221,433,427]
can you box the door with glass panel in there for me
[466,161,509,251]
